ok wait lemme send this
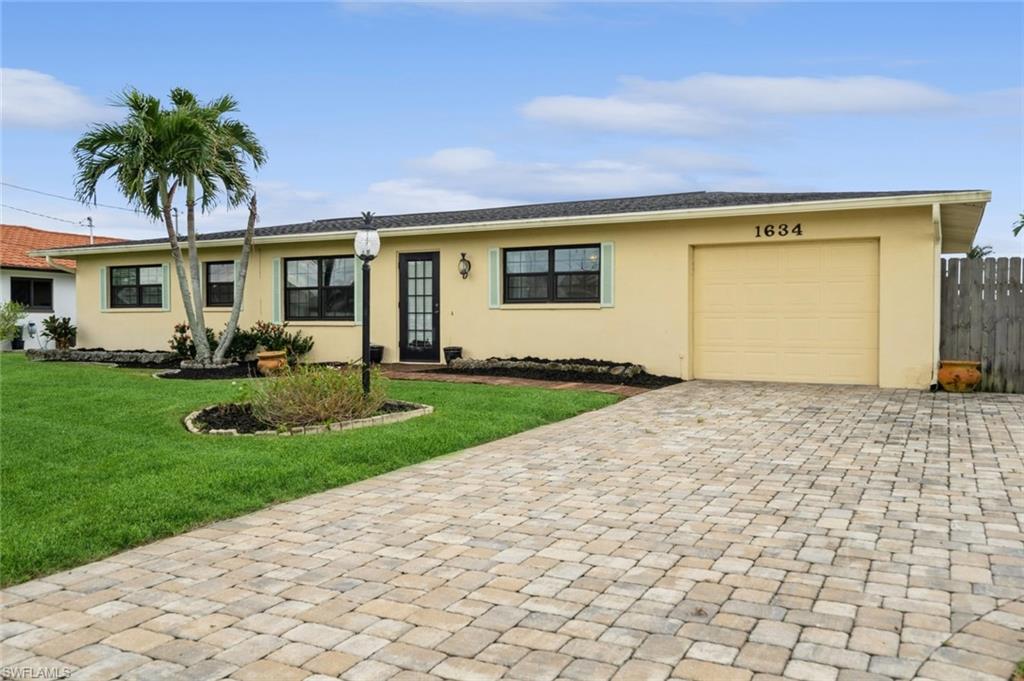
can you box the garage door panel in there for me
[693,240,878,385]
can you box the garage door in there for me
[693,239,878,385]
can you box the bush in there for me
[246,365,385,428]
[41,315,77,350]
[169,322,216,359]
[0,301,26,342]
[169,323,260,362]
[251,321,314,364]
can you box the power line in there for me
[0,203,86,226]
[1,181,140,213]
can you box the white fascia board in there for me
[32,190,992,258]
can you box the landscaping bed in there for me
[158,361,258,380]
[437,356,682,388]
[187,400,428,435]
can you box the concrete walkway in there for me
[1,382,1022,681]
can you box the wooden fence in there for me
[940,256,1023,393]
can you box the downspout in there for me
[45,256,75,275]
[931,203,942,389]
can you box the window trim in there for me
[10,276,54,312]
[503,244,601,304]
[283,255,356,321]
[108,265,163,309]
[204,261,235,308]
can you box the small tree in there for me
[967,244,993,259]
[74,89,266,366]
[0,301,26,342]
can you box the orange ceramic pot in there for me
[257,350,288,376]
[937,360,982,393]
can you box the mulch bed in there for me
[434,356,682,389]
[160,361,259,380]
[193,401,419,434]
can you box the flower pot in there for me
[257,350,288,376]
[369,344,384,365]
[10,338,24,350]
[443,346,463,364]
[937,360,982,393]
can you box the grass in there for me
[0,354,617,585]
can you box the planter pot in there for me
[256,350,288,376]
[369,344,384,365]
[10,338,24,350]
[937,360,982,393]
[443,346,463,364]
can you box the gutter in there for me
[31,190,992,258]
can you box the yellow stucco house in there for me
[36,190,989,389]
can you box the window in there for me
[205,261,234,307]
[10,277,53,311]
[110,265,163,308]
[504,245,600,303]
[284,256,355,321]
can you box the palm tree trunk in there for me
[185,175,212,362]
[158,179,200,341]
[213,195,257,364]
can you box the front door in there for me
[399,252,440,362]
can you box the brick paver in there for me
[1,382,1021,680]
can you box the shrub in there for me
[246,365,386,428]
[169,323,259,361]
[41,315,77,350]
[169,322,217,358]
[0,301,26,342]
[251,321,314,364]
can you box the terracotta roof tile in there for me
[0,224,123,271]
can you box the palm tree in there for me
[74,88,266,365]
[1013,212,1023,237]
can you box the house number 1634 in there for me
[755,223,802,238]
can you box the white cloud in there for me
[523,73,960,136]
[624,74,957,114]
[1,69,115,129]
[339,179,513,215]
[414,147,497,173]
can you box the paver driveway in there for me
[2,382,1023,681]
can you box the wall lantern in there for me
[457,252,471,279]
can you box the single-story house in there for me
[34,190,989,388]
[1,224,122,350]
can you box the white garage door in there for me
[693,239,879,385]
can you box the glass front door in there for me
[399,252,440,362]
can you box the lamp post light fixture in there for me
[457,252,472,279]
[354,211,381,395]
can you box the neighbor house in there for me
[1,224,122,350]
[33,190,989,388]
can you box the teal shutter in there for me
[600,242,614,307]
[161,263,170,311]
[488,248,500,309]
[271,258,282,323]
[353,259,363,324]
[99,266,109,311]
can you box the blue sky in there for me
[2,2,1021,254]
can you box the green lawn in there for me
[0,354,616,585]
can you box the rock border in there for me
[183,399,433,436]
[26,348,178,365]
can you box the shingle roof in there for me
[44,190,977,251]
[1,224,123,270]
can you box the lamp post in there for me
[354,211,381,395]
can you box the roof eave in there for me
[32,190,993,258]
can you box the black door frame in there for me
[398,252,441,362]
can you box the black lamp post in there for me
[354,211,381,395]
